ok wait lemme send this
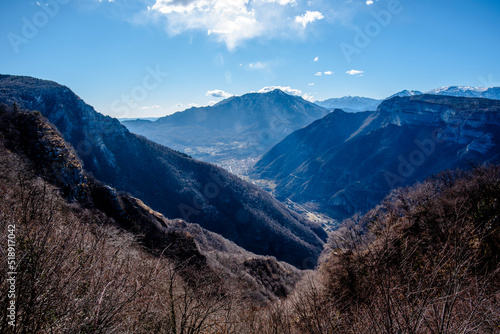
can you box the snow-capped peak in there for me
[426,86,489,95]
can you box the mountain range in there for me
[122,90,328,172]
[121,86,500,175]
[314,86,500,112]
[314,96,382,112]
[1,75,499,332]
[0,75,326,269]
[2,75,498,263]
[251,94,500,221]
[427,86,500,98]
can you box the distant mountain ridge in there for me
[121,87,499,173]
[0,74,326,268]
[122,89,328,171]
[118,117,160,122]
[314,86,500,112]
[252,94,500,221]
[314,96,382,112]
[156,89,326,130]
[426,86,500,99]
[387,89,424,99]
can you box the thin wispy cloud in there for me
[324,71,334,75]
[315,72,323,76]
[313,56,319,62]
[248,62,269,70]
[366,1,374,5]
[206,89,233,98]
[262,0,296,5]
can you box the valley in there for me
[0,75,499,333]
[122,89,328,172]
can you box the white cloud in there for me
[189,103,200,108]
[173,103,183,108]
[150,0,311,50]
[257,86,314,102]
[315,71,333,76]
[313,56,319,62]
[206,89,233,98]
[346,69,364,75]
[309,83,315,86]
[366,0,374,5]
[295,10,324,28]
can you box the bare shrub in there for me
[321,165,500,333]
[0,145,232,333]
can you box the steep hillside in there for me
[0,104,304,301]
[0,75,326,268]
[122,89,328,170]
[318,165,500,333]
[252,95,500,221]
[0,110,306,333]
[264,166,499,333]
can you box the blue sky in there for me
[1,0,500,118]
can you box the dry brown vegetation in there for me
[320,165,500,333]
[0,145,236,333]
[0,107,299,333]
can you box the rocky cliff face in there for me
[252,95,500,221]
[0,75,126,181]
[380,95,500,150]
[0,106,89,202]
[0,75,326,269]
